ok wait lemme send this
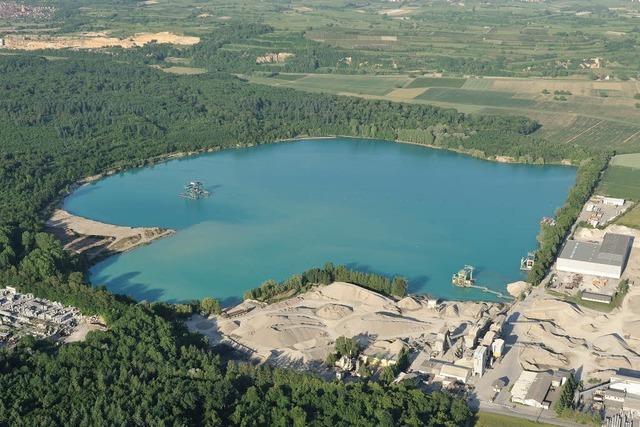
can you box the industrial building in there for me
[437,363,472,385]
[473,346,488,376]
[603,370,640,418]
[610,369,640,397]
[511,371,554,409]
[557,233,634,279]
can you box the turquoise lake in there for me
[64,138,576,304]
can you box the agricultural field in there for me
[610,153,640,168]
[3,0,640,78]
[600,153,640,205]
[405,77,465,89]
[251,71,640,154]
[253,74,409,96]
[417,88,536,108]
[462,79,494,90]
[598,166,640,200]
[616,204,640,229]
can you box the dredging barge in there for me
[452,265,511,300]
[179,181,210,200]
[452,265,475,287]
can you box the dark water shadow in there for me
[93,270,167,302]
[407,275,431,294]
[219,295,242,307]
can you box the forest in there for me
[0,20,608,425]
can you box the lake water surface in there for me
[64,138,576,304]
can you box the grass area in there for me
[405,77,465,88]
[462,79,494,90]
[162,66,207,75]
[475,412,557,427]
[417,88,535,108]
[598,166,640,200]
[610,153,640,169]
[616,204,640,229]
[262,74,409,96]
[547,280,630,313]
[271,73,306,81]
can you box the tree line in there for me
[527,155,609,285]
[243,263,408,303]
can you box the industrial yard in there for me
[0,287,100,347]
[187,190,640,426]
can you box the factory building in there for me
[557,233,634,279]
[511,371,553,409]
[610,369,640,397]
[473,346,488,376]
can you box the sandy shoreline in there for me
[47,209,174,261]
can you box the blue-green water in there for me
[64,138,576,304]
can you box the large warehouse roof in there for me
[558,233,633,267]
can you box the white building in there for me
[602,197,625,206]
[610,370,640,397]
[511,371,553,409]
[491,339,505,359]
[557,233,634,279]
[473,346,488,376]
[436,364,471,385]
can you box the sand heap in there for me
[517,295,640,380]
[574,225,640,248]
[315,303,353,320]
[507,281,530,298]
[196,282,504,365]
[398,296,422,311]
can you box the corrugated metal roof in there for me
[558,233,633,267]
[581,292,613,303]
[525,372,552,404]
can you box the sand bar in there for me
[47,209,174,261]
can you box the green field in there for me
[405,77,465,88]
[271,73,306,81]
[257,74,409,95]
[617,204,640,229]
[599,166,640,200]
[417,88,535,108]
[475,412,557,427]
[610,153,640,169]
[462,79,495,90]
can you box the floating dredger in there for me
[179,181,210,200]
